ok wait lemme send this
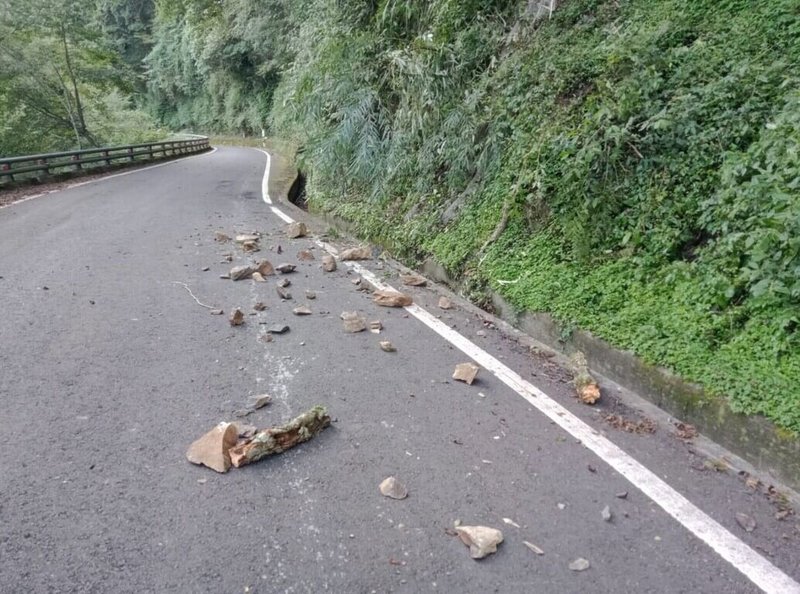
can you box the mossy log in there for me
[229,405,331,467]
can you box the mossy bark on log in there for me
[229,405,331,467]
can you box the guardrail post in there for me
[37,158,49,180]
[1,163,13,182]
[71,154,82,171]
[128,147,134,162]
[102,150,110,166]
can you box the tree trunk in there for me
[60,22,96,146]
[229,406,331,467]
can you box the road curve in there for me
[1,147,798,593]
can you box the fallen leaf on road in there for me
[455,526,504,560]
[379,476,408,499]
[293,305,312,316]
[438,296,453,310]
[453,362,480,385]
[373,289,412,307]
[674,422,698,440]
[230,265,255,281]
[286,222,307,239]
[276,263,296,273]
[379,340,396,352]
[339,246,371,261]
[569,558,590,572]
[523,541,544,555]
[571,352,600,404]
[230,309,245,326]
[736,512,757,533]
[322,254,337,272]
[186,422,238,473]
[297,249,315,261]
[400,273,426,287]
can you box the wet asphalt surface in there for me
[1,147,798,593]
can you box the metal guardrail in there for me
[0,137,211,183]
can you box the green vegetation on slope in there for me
[267,0,800,432]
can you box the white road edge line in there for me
[0,147,218,210]
[256,150,800,594]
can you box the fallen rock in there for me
[250,394,272,409]
[305,290,316,300]
[736,512,757,533]
[214,231,231,243]
[219,274,230,280]
[297,249,315,261]
[267,324,290,335]
[601,506,612,522]
[455,526,504,560]
[230,309,245,326]
[571,352,600,404]
[222,253,233,262]
[256,260,275,276]
[235,233,260,244]
[322,254,337,272]
[339,246,371,261]
[230,265,255,281]
[293,305,312,316]
[373,289,412,307]
[277,278,291,288]
[400,273,427,287]
[210,309,224,316]
[379,340,396,352]
[453,362,480,385]
[523,541,544,556]
[341,311,367,332]
[253,302,267,311]
[233,409,252,418]
[251,272,266,283]
[379,476,408,499]
[276,286,292,300]
[186,422,238,473]
[229,405,331,468]
[276,263,296,273]
[286,222,307,239]
[242,240,260,252]
[438,296,453,309]
[233,422,258,439]
[369,320,383,334]
[569,558,590,572]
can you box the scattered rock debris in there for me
[438,296,453,310]
[293,305,312,316]
[277,278,291,288]
[297,249,315,261]
[569,558,590,572]
[210,309,224,315]
[267,325,290,335]
[379,341,396,352]
[251,272,266,283]
[186,422,238,473]
[502,518,521,528]
[379,476,408,499]
[250,394,272,409]
[673,422,698,440]
[305,290,316,300]
[601,506,612,522]
[453,362,480,385]
[253,302,267,311]
[373,289,412,308]
[400,273,427,287]
[341,311,367,333]
[276,286,292,300]
[214,231,231,243]
[229,309,245,326]
[601,412,656,435]
[369,320,383,334]
[570,352,600,404]
[242,240,260,252]
[455,526,504,560]
[276,263,296,273]
[322,254,337,272]
[256,260,275,276]
[339,246,371,261]
[235,233,260,244]
[222,253,233,262]
[286,222,307,239]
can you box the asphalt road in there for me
[1,147,798,594]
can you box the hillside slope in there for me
[269,0,800,432]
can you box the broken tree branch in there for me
[172,281,215,309]
[229,405,331,467]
